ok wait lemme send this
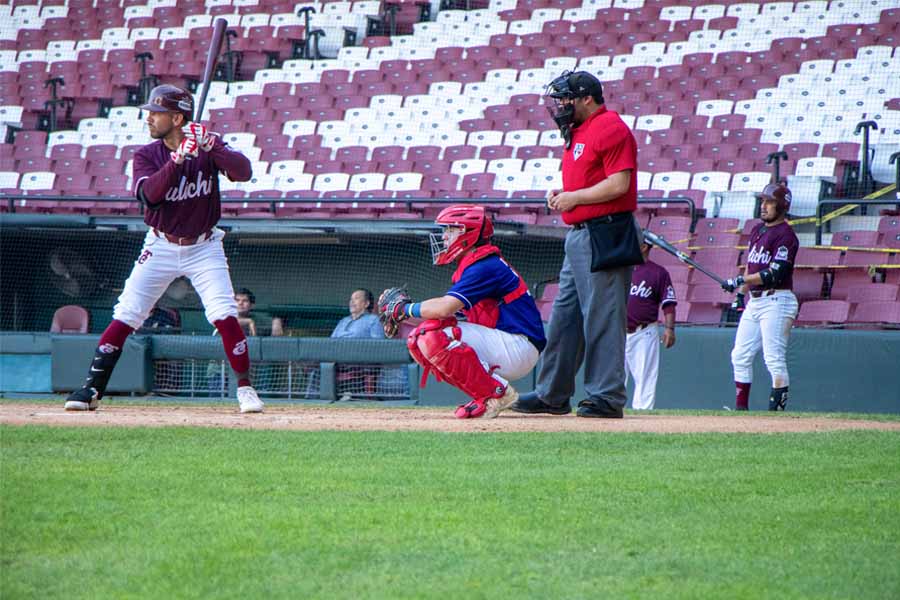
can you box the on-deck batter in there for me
[625,240,677,410]
[721,183,799,411]
[64,85,264,414]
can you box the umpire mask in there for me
[543,71,604,149]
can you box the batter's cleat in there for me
[455,399,487,419]
[237,386,264,413]
[64,387,100,411]
[484,385,519,419]
[509,391,571,415]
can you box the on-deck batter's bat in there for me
[643,229,729,286]
[194,18,227,124]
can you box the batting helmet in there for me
[760,182,792,215]
[430,204,494,265]
[140,85,194,123]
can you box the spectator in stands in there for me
[625,241,677,410]
[138,302,181,333]
[512,71,642,419]
[331,289,383,339]
[234,287,283,337]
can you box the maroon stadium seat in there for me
[796,300,850,326]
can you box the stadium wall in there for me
[1,330,898,413]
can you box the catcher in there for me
[379,205,546,419]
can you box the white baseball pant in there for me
[112,228,238,330]
[625,323,660,410]
[444,322,540,387]
[731,290,798,388]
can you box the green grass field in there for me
[2,424,899,599]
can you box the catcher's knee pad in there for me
[414,325,505,403]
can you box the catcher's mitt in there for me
[378,286,412,338]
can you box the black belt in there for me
[572,212,630,230]
[153,228,213,246]
[749,289,777,298]
[627,323,649,334]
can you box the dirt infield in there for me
[2,402,899,433]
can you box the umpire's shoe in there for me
[576,398,624,419]
[509,391,572,415]
[64,387,100,411]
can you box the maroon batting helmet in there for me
[760,182,792,215]
[140,85,194,123]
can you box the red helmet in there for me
[760,182,792,215]
[140,84,194,123]
[430,204,494,265]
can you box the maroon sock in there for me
[735,382,751,410]
[214,316,251,387]
[98,319,134,352]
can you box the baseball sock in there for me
[79,320,134,398]
[214,316,251,387]
[735,381,751,410]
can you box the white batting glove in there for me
[186,122,216,152]
[170,136,199,165]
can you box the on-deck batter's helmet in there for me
[430,204,494,265]
[140,85,194,123]
[759,182,792,216]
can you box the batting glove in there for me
[721,275,745,293]
[186,122,216,152]
[170,136,199,165]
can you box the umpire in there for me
[512,71,642,418]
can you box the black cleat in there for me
[509,391,572,415]
[769,387,789,411]
[576,399,624,419]
[64,387,100,411]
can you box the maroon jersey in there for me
[745,221,799,292]
[132,136,251,238]
[627,260,677,330]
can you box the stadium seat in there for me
[795,300,850,326]
[50,305,90,334]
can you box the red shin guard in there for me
[409,320,505,419]
[215,316,251,386]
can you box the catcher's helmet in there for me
[140,84,194,123]
[759,182,792,215]
[430,204,494,265]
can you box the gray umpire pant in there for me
[536,225,633,409]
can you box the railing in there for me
[815,197,900,245]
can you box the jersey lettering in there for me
[629,280,654,298]
[747,244,772,265]
[165,171,213,202]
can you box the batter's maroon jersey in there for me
[745,221,799,292]
[627,260,677,330]
[132,136,251,238]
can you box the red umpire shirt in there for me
[560,106,638,225]
[132,136,251,238]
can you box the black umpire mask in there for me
[543,71,604,149]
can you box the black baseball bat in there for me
[643,229,729,286]
[194,18,227,124]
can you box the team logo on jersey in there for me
[747,244,771,265]
[165,171,212,203]
[630,280,653,298]
[665,285,676,301]
[775,245,789,261]
[233,340,247,356]
[573,143,585,161]
[138,249,152,264]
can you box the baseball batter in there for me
[378,205,546,419]
[721,183,799,411]
[626,240,677,410]
[64,85,264,413]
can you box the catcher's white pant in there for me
[445,322,540,387]
[731,290,798,388]
[625,323,660,410]
[112,227,238,330]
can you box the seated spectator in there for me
[235,288,258,337]
[331,289,384,339]
[138,303,181,333]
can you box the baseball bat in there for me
[194,18,227,124]
[643,229,729,286]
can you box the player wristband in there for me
[405,303,422,318]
